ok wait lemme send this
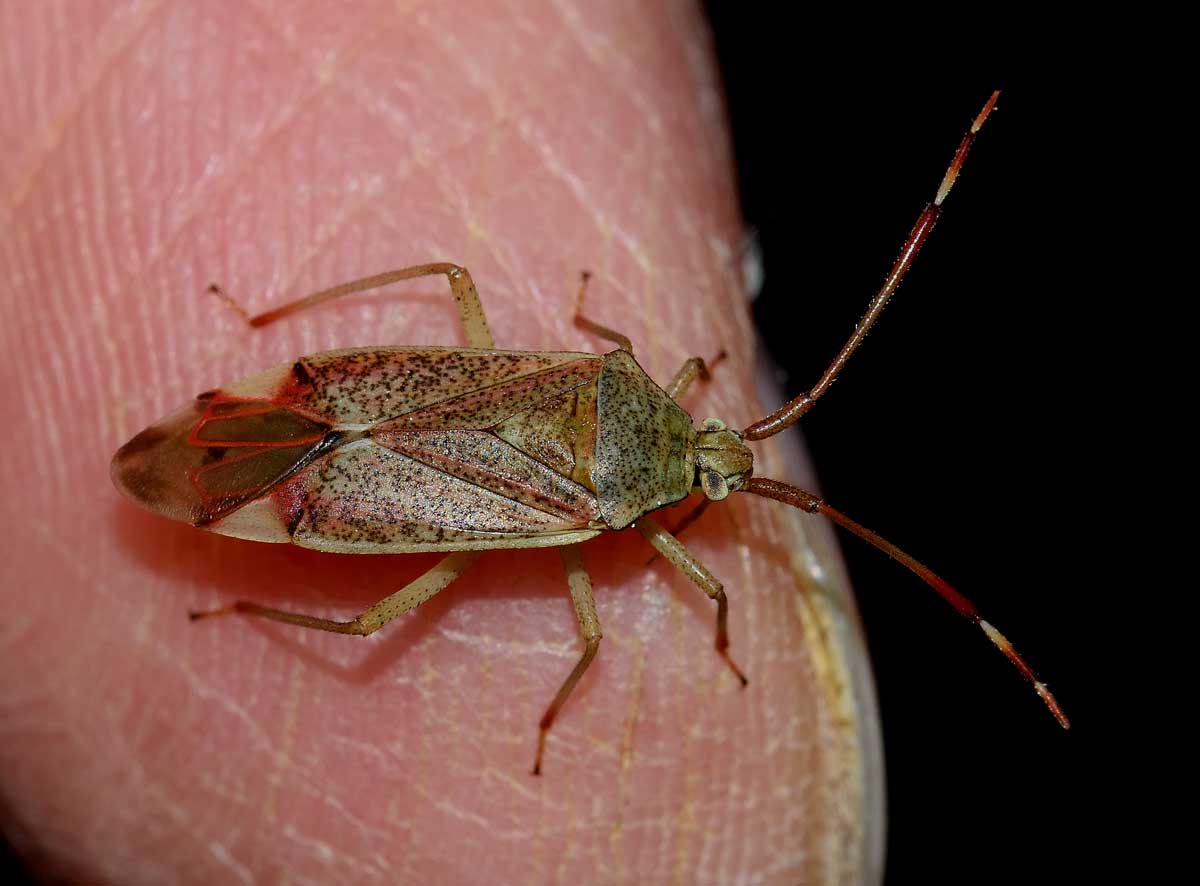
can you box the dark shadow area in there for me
[0,834,34,886]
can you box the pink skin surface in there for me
[1,2,882,883]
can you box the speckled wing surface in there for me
[111,347,608,552]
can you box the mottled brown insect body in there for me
[111,93,1067,774]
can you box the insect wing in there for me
[275,350,607,552]
[113,348,609,550]
[292,347,597,426]
[281,432,603,553]
[111,392,339,528]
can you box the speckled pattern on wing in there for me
[285,441,594,551]
[374,429,599,524]
[373,360,598,431]
[295,347,600,424]
[491,388,578,476]
[593,350,695,529]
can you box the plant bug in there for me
[110,90,1066,775]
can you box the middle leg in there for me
[572,271,634,353]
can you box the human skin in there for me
[0,2,882,883]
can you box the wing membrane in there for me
[111,394,338,526]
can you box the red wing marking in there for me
[112,395,334,528]
[185,395,338,524]
[189,397,328,447]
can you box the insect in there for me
[111,90,1067,774]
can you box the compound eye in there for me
[700,468,729,501]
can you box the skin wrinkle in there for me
[41,201,86,420]
[106,56,140,268]
[277,822,351,878]
[172,656,277,759]
[261,663,307,823]
[241,4,436,197]
[83,87,111,302]
[27,365,69,504]
[206,841,254,886]
[480,29,663,284]
[129,27,351,305]
[0,232,32,407]
[4,1,169,214]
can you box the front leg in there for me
[636,516,748,686]
[664,350,726,401]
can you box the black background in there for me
[705,9,1097,885]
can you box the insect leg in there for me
[189,551,483,635]
[572,271,634,353]
[532,544,602,775]
[664,350,727,401]
[635,517,748,686]
[208,263,495,348]
[644,498,713,567]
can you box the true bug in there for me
[110,90,1066,774]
